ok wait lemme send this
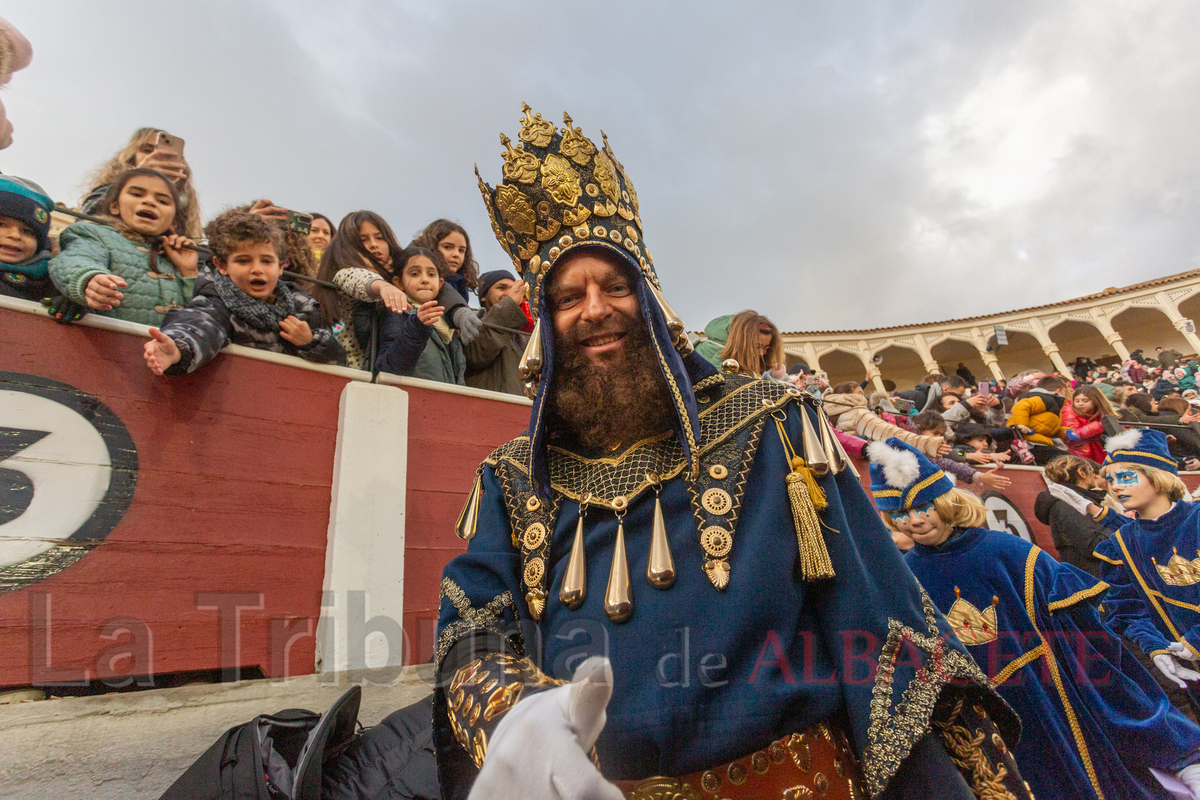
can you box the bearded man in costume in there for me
[433,106,1030,800]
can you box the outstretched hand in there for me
[144,327,181,375]
[467,657,623,800]
[85,273,127,310]
[416,300,445,327]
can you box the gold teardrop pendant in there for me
[518,319,543,380]
[646,493,676,588]
[799,407,831,475]
[454,473,483,541]
[816,407,846,474]
[560,508,587,609]
[605,516,633,622]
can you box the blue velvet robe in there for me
[1095,501,1200,659]
[435,379,1018,798]
[907,526,1200,800]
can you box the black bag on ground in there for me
[159,685,361,800]
[322,694,439,800]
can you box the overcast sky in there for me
[4,2,1198,332]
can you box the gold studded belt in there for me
[614,721,863,800]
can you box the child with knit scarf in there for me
[143,210,344,374]
[373,246,465,385]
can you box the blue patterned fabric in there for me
[908,526,1200,799]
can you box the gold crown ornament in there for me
[477,105,688,397]
[1153,549,1200,587]
[945,587,1001,646]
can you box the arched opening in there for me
[1110,305,1191,359]
[930,338,989,383]
[1046,319,1118,373]
[817,349,867,388]
[782,349,810,372]
[873,345,926,391]
[991,331,1052,378]
[1175,291,1200,330]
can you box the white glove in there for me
[1047,483,1092,516]
[468,656,624,800]
[1152,653,1200,688]
[1170,641,1199,661]
[1177,763,1200,797]
[451,306,483,345]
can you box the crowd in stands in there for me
[0,126,537,397]
[4,126,1200,448]
[696,309,1200,579]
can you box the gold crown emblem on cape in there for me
[945,587,1001,646]
[1154,549,1200,587]
[477,104,689,397]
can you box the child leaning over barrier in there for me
[142,210,345,375]
[870,436,1200,799]
[49,167,197,325]
[373,246,465,385]
[0,175,55,301]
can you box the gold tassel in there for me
[775,414,835,581]
[787,466,835,581]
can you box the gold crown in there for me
[945,587,1000,646]
[477,104,688,397]
[478,104,666,308]
[1154,549,1200,587]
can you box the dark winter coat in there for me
[463,297,530,396]
[375,308,466,385]
[1033,486,1112,578]
[160,273,345,373]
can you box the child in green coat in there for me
[49,167,197,326]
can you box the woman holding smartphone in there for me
[80,128,202,238]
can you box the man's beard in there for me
[548,314,677,451]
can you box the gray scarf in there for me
[212,273,296,332]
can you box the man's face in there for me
[483,278,515,309]
[548,252,640,368]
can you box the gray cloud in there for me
[4,1,1198,332]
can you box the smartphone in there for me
[804,375,819,388]
[279,210,313,235]
[892,397,915,412]
[978,381,990,397]
[154,131,186,156]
